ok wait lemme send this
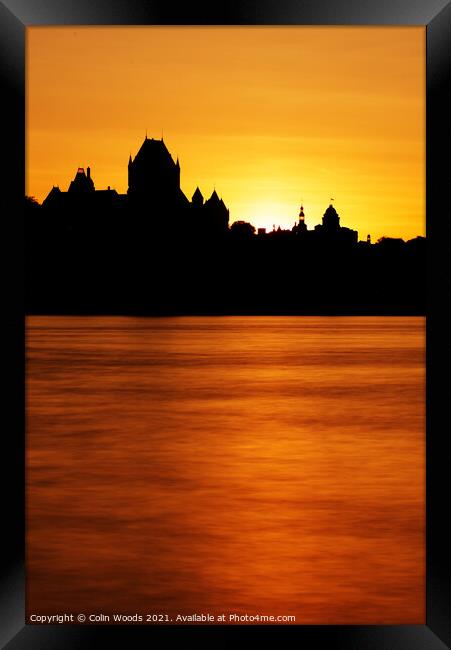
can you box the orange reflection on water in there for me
[26,317,425,623]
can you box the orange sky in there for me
[26,27,425,241]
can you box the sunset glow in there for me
[27,26,425,241]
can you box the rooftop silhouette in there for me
[25,135,426,315]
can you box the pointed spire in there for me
[129,154,132,165]
[192,186,204,206]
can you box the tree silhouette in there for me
[230,221,256,238]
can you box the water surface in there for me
[26,316,425,623]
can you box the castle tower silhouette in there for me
[127,136,183,204]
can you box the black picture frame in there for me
[2,1,450,648]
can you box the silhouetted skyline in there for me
[25,135,426,316]
[27,26,425,241]
[35,134,425,244]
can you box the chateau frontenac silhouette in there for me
[26,135,426,315]
[43,136,229,239]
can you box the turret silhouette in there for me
[192,187,204,207]
[68,167,95,193]
[322,203,340,232]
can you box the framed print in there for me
[2,1,450,648]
